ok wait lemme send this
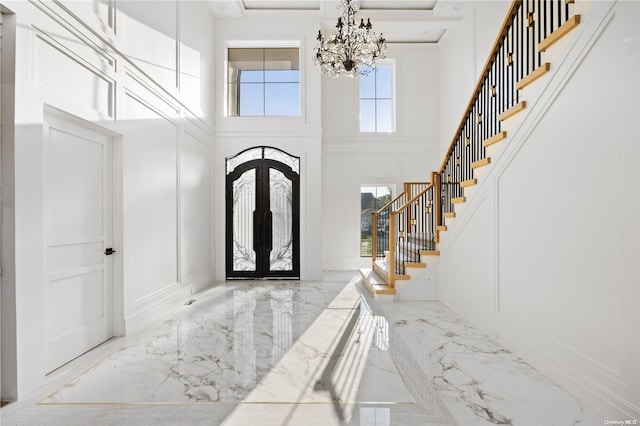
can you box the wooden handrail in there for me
[376,192,405,214]
[438,0,521,174]
[374,182,430,214]
[393,184,434,214]
[370,0,579,283]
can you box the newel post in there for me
[432,171,442,243]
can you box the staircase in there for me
[361,0,581,301]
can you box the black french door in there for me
[226,147,300,279]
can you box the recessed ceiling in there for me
[243,0,321,10]
[359,0,438,10]
[208,0,465,43]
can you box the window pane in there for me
[228,48,263,83]
[375,66,392,99]
[360,99,376,132]
[239,70,264,83]
[360,67,375,99]
[227,47,300,117]
[376,99,393,132]
[360,186,393,257]
[375,187,392,209]
[264,48,299,73]
[265,83,299,116]
[228,83,239,117]
[265,70,299,83]
[239,83,264,116]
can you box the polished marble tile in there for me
[40,277,414,406]
[1,272,606,426]
[372,300,607,426]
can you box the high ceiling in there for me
[207,0,467,43]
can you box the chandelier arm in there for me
[314,0,386,77]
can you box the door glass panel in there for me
[269,168,293,271]
[227,147,263,174]
[233,169,256,271]
[264,147,300,174]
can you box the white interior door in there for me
[44,113,114,373]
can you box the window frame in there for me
[224,40,303,119]
[359,60,396,133]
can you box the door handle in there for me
[104,248,116,255]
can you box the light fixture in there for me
[313,0,387,78]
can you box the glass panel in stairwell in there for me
[360,66,375,98]
[233,168,257,271]
[269,168,293,271]
[360,99,376,132]
[376,99,393,132]
[375,65,392,99]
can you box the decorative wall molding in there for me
[323,141,440,153]
[439,1,639,419]
[31,27,115,120]
[32,0,211,133]
[124,68,179,121]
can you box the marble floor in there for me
[0,271,605,425]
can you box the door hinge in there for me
[104,248,116,255]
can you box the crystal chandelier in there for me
[314,0,387,78]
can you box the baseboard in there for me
[497,317,640,420]
[124,283,194,336]
[438,295,639,420]
[181,270,216,294]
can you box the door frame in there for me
[42,106,125,351]
[225,146,300,280]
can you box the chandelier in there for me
[313,0,387,78]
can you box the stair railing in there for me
[369,0,580,289]
[390,183,436,278]
[372,182,429,285]
[438,0,578,218]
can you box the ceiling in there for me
[207,0,467,43]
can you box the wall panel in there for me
[6,0,215,398]
[117,0,178,92]
[180,129,213,287]
[32,30,113,119]
[122,92,179,303]
[437,1,640,418]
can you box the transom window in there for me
[360,64,395,132]
[227,48,300,117]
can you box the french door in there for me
[226,147,300,279]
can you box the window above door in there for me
[227,47,300,117]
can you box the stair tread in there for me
[359,268,396,295]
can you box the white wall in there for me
[213,16,323,281]
[437,0,640,419]
[322,44,440,270]
[1,0,215,398]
